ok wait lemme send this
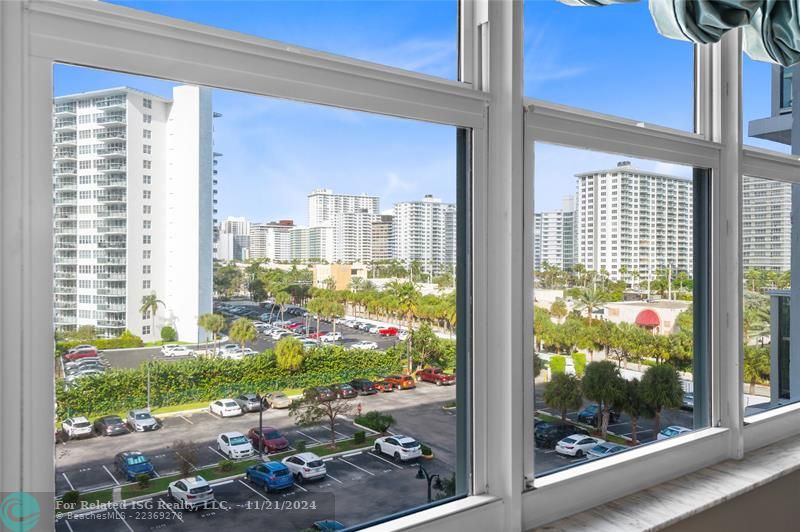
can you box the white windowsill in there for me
[532,434,800,531]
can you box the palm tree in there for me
[229,317,257,351]
[387,281,419,371]
[743,345,770,394]
[140,293,165,341]
[574,285,606,324]
[306,298,324,336]
[274,291,292,323]
[205,313,225,355]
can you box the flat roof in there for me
[54,86,173,103]
[606,300,690,310]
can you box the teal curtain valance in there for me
[557,0,800,67]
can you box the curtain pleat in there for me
[744,0,800,66]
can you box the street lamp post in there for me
[415,464,443,503]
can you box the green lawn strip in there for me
[55,488,115,515]
[534,412,562,424]
[535,411,632,445]
[121,434,380,500]
[142,340,193,347]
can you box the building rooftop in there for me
[574,161,692,182]
[605,299,691,310]
[53,85,173,103]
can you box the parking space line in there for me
[64,519,74,532]
[367,452,403,470]
[325,473,343,484]
[152,468,160,478]
[113,507,134,532]
[211,480,234,487]
[238,479,268,501]
[338,457,375,476]
[295,430,321,443]
[174,451,197,471]
[102,465,120,486]
[342,452,361,459]
[179,415,194,425]
[166,502,184,523]
[208,446,228,460]
[293,483,308,492]
[61,472,75,491]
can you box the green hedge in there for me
[56,333,144,355]
[56,345,403,420]
[573,353,586,377]
[550,355,566,375]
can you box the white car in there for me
[239,348,257,356]
[272,330,291,340]
[209,399,243,417]
[374,435,422,461]
[220,349,245,361]
[657,425,692,441]
[320,332,342,342]
[555,435,605,458]
[301,339,319,348]
[127,409,160,432]
[163,345,195,358]
[216,343,240,356]
[368,326,381,334]
[397,331,409,341]
[160,344,180,356]
[217,431,255,459]
[351,341,378,350]
[61,416,93,439]
[282,452,326,482]
[168,476,215,510]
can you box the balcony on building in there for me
[96,287,126,296]
[96,129,126,141]
[53,103,76,116]
[97,191,126,203]
[53,164,77,177]
[94,95,126,110]
[97,239,126,249]
[97,113,126,126]
[53,118,77,131]
[97,144,126,158]
[54,133,77,145]
[54,299,77,310]
[96,206,126,219]
[96,221,126,234]
[53,148,77,161]
[96,174,126,188]
[97,162,127,173]
[53,270,77,280]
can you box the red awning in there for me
[635,309,661,327]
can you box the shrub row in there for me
[56,332,144,355]
[56,345,404,420]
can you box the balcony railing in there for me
[97,241,126,249]
[97,163,127,173]
[55,301,78,310]
[97,224,126,234]
[55,314,78,324]
[96,129,126,141]
[53,166,77,176]
[53,286,77,295]
[97,147,126,157]
[97,288,127,296]
[97,319,126,327]
[54,118,77,130]
[54,133,77,145]
[53,271,77,279]
[97,176,126,188]
[97,256,126,265]
[54,256,77,264]
[97,304,127,312]
[97,193,126,203]
[97,272,126,280]
[53,103,76,115]
[54,149,77,160]
[97,114,126,126]
[97,209,126,219]
[95,96,126,109]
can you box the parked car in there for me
[286,322,302,330]
[576,404,619,426]
[368,326,381,334]
[397,331,409,341]
[160,344,180,356]
[65,360,105,374]
[265,391,292,409]
[282,452,327,482]
[217,431,255,459]
[555,435,605,458]
[163,345,195,358]
[534,422,588,449]
[93,415,129,436]
[114,451,155,481]
[61,416,93,440]
[320,332,342,342]
[374,435,422,461]
[373,380,394,393]
[657,425,692,441]
[63,356,105,371]
[67,344,95,353]
[587,442,627,460]
[378,327,399,336]
[331,383,358,399]
[351,340,378,350]
[311,521,346,531]
[350,379,378,395]
[272,330,291,340]
[65,368,105,384]
[247,426,290,453]
[304,386,336,402]
[384,374,416,390]
[126,409,160,432]
[245,461,294,492]
[216,343,240,356]
[235,393,264,412]
[301,339,320,348]
[681,392,695,411]
[210,399,243,417]
[168,475,215,510]
[63,348,98,362]
[415,367,456,386]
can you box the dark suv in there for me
[576,404,618,427]
[331,383,358,399]
[350,379,378,395]
[534,422,588,449]
[304,386,335,402]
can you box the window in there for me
[78,160,91,169]
[143,205,151,214]
[143,190,151,199]
[143,250,151,260]
[743,56,790,153]
[142,280,151,290]
[142,265,151,274]
[143,113,152,123]
[142,325,150,335]
[143,159,151,169]
[143,97,152,108]
[143,129,151,139]
[143,235,151,244]
[143,220,151,229]
[143,174,151,184]
[143,144,151,154]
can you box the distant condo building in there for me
[306,189,380,263]
[308,188,379,227]
[290,225,335,263]
[249,220,294,262]
[742,177,791,272]
[575,161,693,281]
[371,215,394,262]
[393,195,456,276]
[215,215,250,261]
[534,195,577,272]
[52,85,214,342]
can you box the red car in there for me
[378,327,399,336]
[247,426,289,453]
[383,374,416,390]
[372,380,394,393]
[63,348,98,361]
[308,331,325,339]
[286,323,302,330]
[415,367,456,386]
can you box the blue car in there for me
[313,521,346,531]
[245,461,293,492]
[114,451,155,481]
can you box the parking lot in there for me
[55,447,450,532]
[55,383,457,498]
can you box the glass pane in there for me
[524,1,694,131]
[744,56,791,153]
[53,64,466,530]
[532,144,708,477]
[742,175,797,416]
[104,0,458,79]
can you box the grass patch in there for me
[56,489,114,514]
[142,340,192,347]
[534,412,562,424]
[120,434,380,500]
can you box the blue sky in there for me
[54,0,779,218]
